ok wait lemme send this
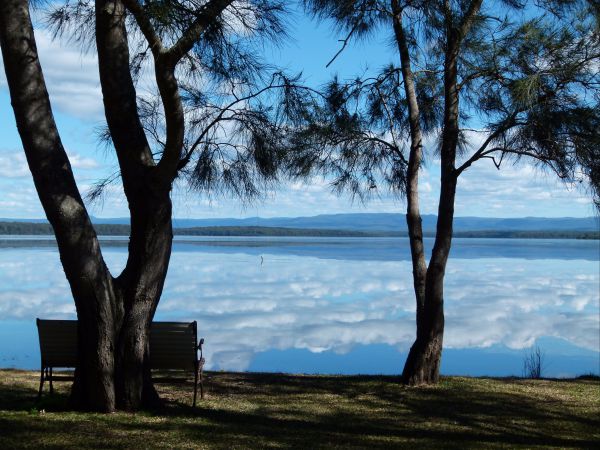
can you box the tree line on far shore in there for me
[0,221,597,239]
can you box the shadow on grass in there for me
[0,369,71,412]
[1,370,599,449]
[157,372,600,448]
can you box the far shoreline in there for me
[0,222,598,240]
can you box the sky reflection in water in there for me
[0,237,598,377]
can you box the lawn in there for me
[0,369,598,449]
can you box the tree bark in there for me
[400,4,472,384]
[1,0,176,411]
[113,192,173,410]
[0,0,120,411]
[94,0,238,408]
[95,0,175,411]
[390,1,433,384]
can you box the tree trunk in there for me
[401,175,456,385]
[1,0,175,411]
[0,0,121,411]
[390,1,435,384]
[94,0,176,410]
[114,191,173,410]
[401,16,465,384]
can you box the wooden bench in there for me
[36,319,205,406]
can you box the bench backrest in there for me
[149,321,198,371]
[36,319,78,368]
[36,319,198,371]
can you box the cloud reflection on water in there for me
[0,240,598,374]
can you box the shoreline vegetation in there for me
[0,369,598,448]
[0,222,598,239]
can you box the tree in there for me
[0,0,305,411]
[295,0,599,384]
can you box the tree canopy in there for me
[48,0,311,202]
[294,0,599,206]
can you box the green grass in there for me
[1,370,598,449]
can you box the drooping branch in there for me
[179,75,289,170]
[164,0,235,66]
[477,146,572,179]
[122,0,237,181]
[95,0,155,180]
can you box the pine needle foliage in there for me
[295,0,600,207]
[46,1,315,203]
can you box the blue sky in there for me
[0,4,595,219]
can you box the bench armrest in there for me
[197,338,205,369]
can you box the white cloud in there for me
[67,152,100,170]
[0,148,109,218]
[0,152,29,178]
[0,182,45,217]
[452,158,594,216]
[0,28,103,120]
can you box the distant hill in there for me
[0,222,597,239]
[0,223,373,238]
[1,214,598,233]
[116,213,599,232]
[172,214,599,232]
[97,213,599,232]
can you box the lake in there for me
[0,236,598,377]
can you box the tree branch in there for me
[164,0,234,66]
[178,75,324,171]
[326,24,358,68]
[121,0,164,56]
[455,114,518,176]
[458,0,483,40]
[479,146,569,179]
[121,0,235,180]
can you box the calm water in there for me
[0,236,598,377]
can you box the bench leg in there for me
[37,366,45,401]
[193,363,198,407]
[200,369,204,400]
[49,367,54,394]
